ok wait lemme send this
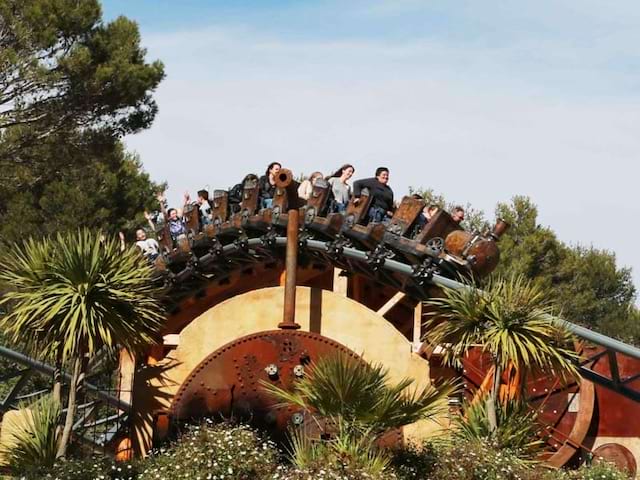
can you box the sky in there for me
[102,0,640,298]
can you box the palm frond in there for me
[0,229,166,363]
[423,274,579,382]
[263,353,458,435]
[0,396,61,472]
[451,398,546,461]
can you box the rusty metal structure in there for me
[1,168,639,475]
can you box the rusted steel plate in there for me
[594,443,637,477]
[170,330,360,434]
[587,347,640,437]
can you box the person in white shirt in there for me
[327,164,355,213]
[135,228,160,260]
[298,171,323,201]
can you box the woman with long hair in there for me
[327,164,355,213]
[258,162,281,209]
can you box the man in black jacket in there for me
[353,167,394,223]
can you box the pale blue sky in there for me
[103,1,640,299]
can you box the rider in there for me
[353,167,394,223]
[258,162,281,209]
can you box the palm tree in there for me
[263,353,457,473]
[423,274,578,433]
[0,229,165,458]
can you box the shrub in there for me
[35,456,136,480]
[137,420,280,480]
[452,399,546,462]
[389,439,629,480]
[1,396,60,475]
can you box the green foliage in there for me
[391,440,628,480]
[5,421,628,480]
[451,400,545,461]
[408,186,488,232]
[263,353,457,435]
[285,420,391,477]
[494,195,639,344]
[0,131,164,242]
[139,421,279,480]
[0,0,164,158]
[264,354,456,478]
[27,456,137,480]
[1,396,61,474]
[408,189,640,345]
[424,275,578,380]
[0,229,165,362]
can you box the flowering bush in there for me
[390,440,629,480]
[9,422,628,480]
[27,456,137,480]
[137,420,279,480]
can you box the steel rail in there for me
[0,345,131,411]
[280,237,640,361]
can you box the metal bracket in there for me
[412,257,440,286]
[260,229,278,248]
[366,245,391,271]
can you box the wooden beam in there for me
[413,302,423,353]
[376,291,406,317]
[333,268,348,297]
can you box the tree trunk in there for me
[486,363,502,434]
[52,349,62,405]
[56,354,86,458]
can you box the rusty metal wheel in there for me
[461,349,595,468]
[170,330,360,436]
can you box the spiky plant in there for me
[264,353,457,475]
[0,396,61,473]
[263,353,457,435]
[0,229,166,458]
[452,400,546,462]
[286,419,391,476]
[423,274,578,433]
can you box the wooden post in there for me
[413,302,423,353]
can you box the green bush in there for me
[22,455,136,480]
[1,396,61,476]
[137,420,279,480]
[390,440,629,480]
[5,422,628,480]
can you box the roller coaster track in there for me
[1,188,639,450]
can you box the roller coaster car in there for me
[302,179,345,238]
[218,179,260,238]
[200,190,229,238]
[383,206,462,262]
[340,190,388,250]
[442,219,509,277]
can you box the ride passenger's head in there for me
[197,190,209,204]
[309,171,323,184]
[375,167,389,185]
[266,162,281,179]
[451,206,465,224]
[167,208,179,221]
[136,228,147,241]
[330,164,355,181]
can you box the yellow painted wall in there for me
[133,286,442,454]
